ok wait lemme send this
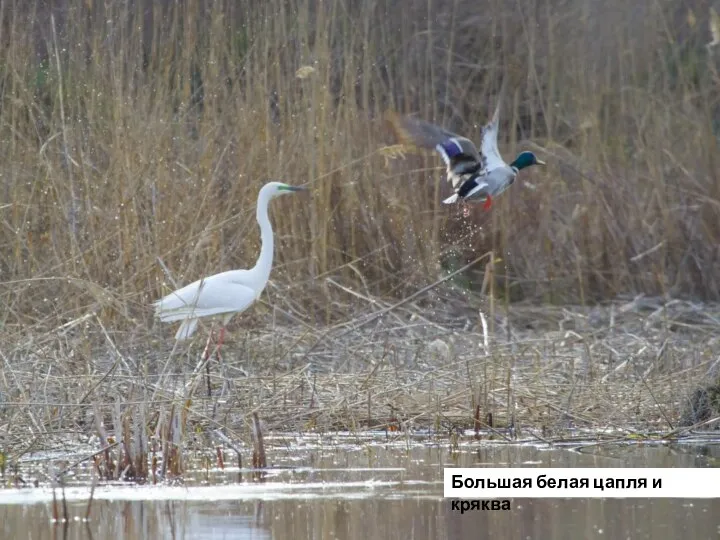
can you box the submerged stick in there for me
[85,471,98,521]
[251,413,267,470]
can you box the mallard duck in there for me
[388,100,545,212]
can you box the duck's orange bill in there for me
[483,195,493,210]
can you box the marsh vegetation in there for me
[0,0,719,496]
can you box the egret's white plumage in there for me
[153,181,306,340]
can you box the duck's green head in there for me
[510,151,545,171]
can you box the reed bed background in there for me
[1,0,720,470]
[1,0,720,328]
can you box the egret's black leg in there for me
[201,326,216,398]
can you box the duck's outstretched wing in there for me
[478,77,509,171]
[479,99,505,172]
[386,112,482,188]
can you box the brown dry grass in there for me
[1,297,719,471]
[1,0,720,469]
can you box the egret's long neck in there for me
[252,190,274,285]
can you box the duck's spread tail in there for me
[442,193,459,204]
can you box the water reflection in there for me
[1,497,717,540]
[1,441,719,540]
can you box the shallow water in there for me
[2,435,720,539]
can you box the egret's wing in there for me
[479,99,506,172]
[387,112,482,188]
[154,270,258,323]
[175,318,199,340]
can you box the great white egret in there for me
[387,101,544,216]
[153,181,307,366]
